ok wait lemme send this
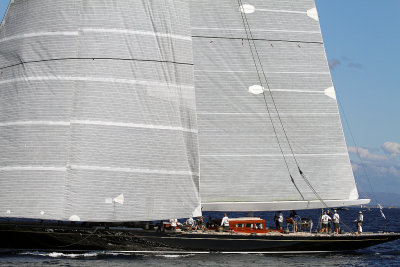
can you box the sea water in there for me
[0,208,399,266]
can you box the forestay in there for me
[0,0,200,221]
[190,0,369,211]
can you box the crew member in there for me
[289,210,300,232]
[157,220,165,232]
[169,218,178,231]
[356,211,363,234]
[326,210,333,233]
[197,216,205,231]
[221,213,230,231]
[186,217,194,231]
[274,211,283,230]
[320,211,331,233]
[333,210,340,234]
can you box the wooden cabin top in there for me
[229,217,282,234]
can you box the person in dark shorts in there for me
[332,210,340,234]
[274,211,283,230]
[355,211,363,234]
[221,213,229,231]
[320,211,331,233]
[289,210,300,232]
[326,210,333,233]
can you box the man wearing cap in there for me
[333,210,340,234]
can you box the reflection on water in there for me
[1,250,399,267]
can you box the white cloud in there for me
[381,142,400,156]
[348,146,387,161]
[351,162,360,172]
[349,143,400,194]
[328,59,341,70]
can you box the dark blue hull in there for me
[1,224,399,252]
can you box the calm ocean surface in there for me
[1,208,399,266]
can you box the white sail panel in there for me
[0,0,200,221]
[190,0,361,209]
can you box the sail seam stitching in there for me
[192,35,323,44]
[0,57,193,71]
[192,27,320,34]
[0,76,193,89]
[0,31,79,43]
[0,30,191,43]
[81,28,191,41]
[0,120,197,133]
[0,165,197,176]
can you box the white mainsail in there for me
[190,0,369,211]
[0,0,200,221]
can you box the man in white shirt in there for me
[186,217,194,231]
[357,211,363,234]
[221,213,229,231]
[320,211,331,233]
[169,218,177,231]
[274,211,283,230]
[333,210,340,234]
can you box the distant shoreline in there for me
[365,192,400,208]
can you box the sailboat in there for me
[0,0,399,252]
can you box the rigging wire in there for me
[337,99,379,205]
[236,0,304,200]
[236,0,357,234]
[237,0,325,202]
[337,96,388,226]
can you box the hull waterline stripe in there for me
[152,236,390,242]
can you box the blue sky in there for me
[0,1,399,196]
[0,1,7,20]
[315,0,400,196]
